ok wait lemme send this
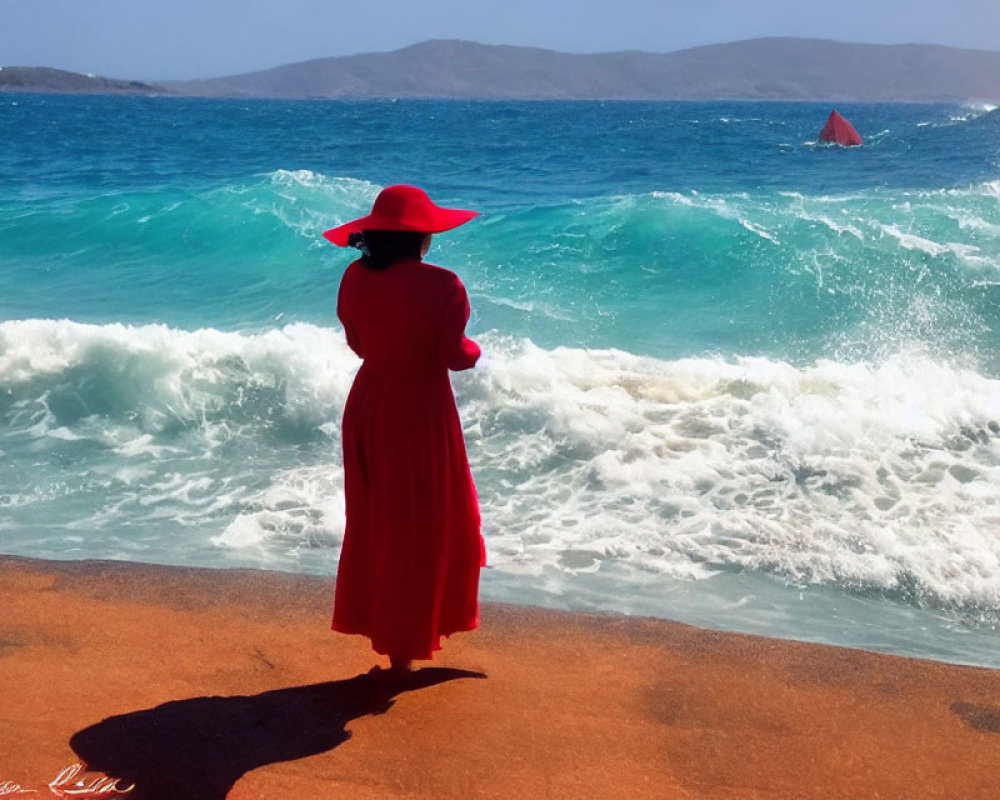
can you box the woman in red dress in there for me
[324,185,486,674]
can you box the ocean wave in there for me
[3,319,1000,610]
[459,337,1000,610]
[469,184,1000,372]
[0,319,357,566]
[552,183,1000,276]
[6,172,999,364]
[0,318,355,424]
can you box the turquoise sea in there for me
[2,94,1000,666]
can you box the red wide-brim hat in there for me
[323,184,479,246]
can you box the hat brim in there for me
[323,207,478,247]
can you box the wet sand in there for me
[1,554,999,798]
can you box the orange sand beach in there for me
[1,554,999,799]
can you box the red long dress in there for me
[332,256,486,661]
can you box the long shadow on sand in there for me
[70,667,484,799]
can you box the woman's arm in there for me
[337,269,363,358]
[439,278,480,371]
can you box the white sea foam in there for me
[879,223,991,268]
[915,104,999,128]
[737,218,779,244]
[476,292,577,322]
[212,463,346,552]
[0,318,356,422]
[459,336,1000,608]
[0,318,358,550]
[4,320,1000,609]
[646,184,1000,280]
[225,171,382,242]
[949,103,998,122]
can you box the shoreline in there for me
[3,553,1000,798]
[6,550,997,672]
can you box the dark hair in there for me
[348,229,426,270]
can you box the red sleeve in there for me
[439,278,480,371]
[337,267,363,358]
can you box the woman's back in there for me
[338,258,478,374]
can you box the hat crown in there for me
[370,185,434,229]
[322,184,477,247]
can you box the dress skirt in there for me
[332,362,485,660]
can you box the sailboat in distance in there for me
[819,110,863,146]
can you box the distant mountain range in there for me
[4,38,1000,102]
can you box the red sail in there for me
[819,110,863,146]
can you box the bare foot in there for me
[389,655,413,674]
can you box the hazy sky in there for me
[4,0,1000,80]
